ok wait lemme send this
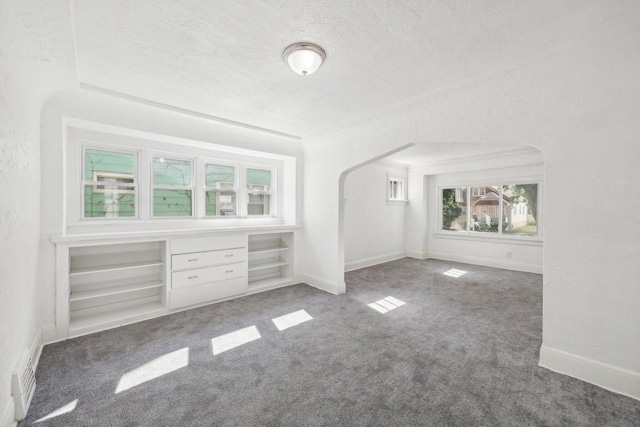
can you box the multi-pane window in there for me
[205,163,237,217]
[441,183,539,237]
[79,145,278,220]
[83,148,137,218]
[152,157,193,217]
[246,168,272,216]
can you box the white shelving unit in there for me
[67,241,167,336]
[53,226,299,341]
[247,232,293,292]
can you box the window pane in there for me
[205,164,235,188]
[153,189,192,217]
[502,184,538,236]
[153,157,191,186]
[84,185,135,218]
[205,191,237,216]
[85,149,135,181]
[247,168,271,192]
[470,185,499,233]
[248,194,271,216]
[389,179,404,200]
[442,188,467,231]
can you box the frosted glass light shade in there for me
[283,43,326,76]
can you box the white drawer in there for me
[171,234,246,254]
[171,262,246,290]
[170,277,247,309]
[172,247,246,271]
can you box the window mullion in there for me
[466,187,471,233]
[498,185,503,235]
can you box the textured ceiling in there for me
[72,1,593,138]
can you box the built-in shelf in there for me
[70,280,164,302]
[247,260,289,272]
[69,301,166,334]
[247,276,292,292]
[70,260,163,276]
[248,246,289,255]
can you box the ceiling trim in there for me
[79,83,302,141]
[404,146,541,169]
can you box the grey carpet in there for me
[22,258,640,426]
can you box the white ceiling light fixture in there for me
[282,42,326,76]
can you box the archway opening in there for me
[339,142,544,290]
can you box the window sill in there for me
[53,223,299,244]
[433,231,543,246]
[386,199,408,206]
[66,217,284,236]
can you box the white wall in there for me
[424,162,544,274]
[0,1,76,424]
[303,4,640,399]
[344,162,407,271]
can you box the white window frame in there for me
[150,154,195,219]
[437,179,543,243]
[245,165,275,217]
[387,175,408,204]
[81,145,140,220]
[73,136,283,226]
[202,160,239,218]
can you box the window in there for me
[83,148,137,218]
[388,177,406,202]
[502,184,538,236]
[469,185,499,233]
[442,187,467,231]
[471,187,486,196]
[75,141,281,223]
[246,168,272,216]
[152,156,193,217]
[440,182,539,238]
[205,163,237,217]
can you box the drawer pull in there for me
[225,254,234,257]
[188,258,198,262]
[187,275,199,279]
[225,270,234,273]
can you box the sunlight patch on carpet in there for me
[34,399,78,423]
[443,268,467,278]
[272,309,313,331]
[369,296,406,314]
[115,347,189,394]
[211,325,261,355]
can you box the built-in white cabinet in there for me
[66,241,167,337]
[169,235,247,309]
[247,232,294,293]
[53,226,298,340]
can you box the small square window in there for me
[388,177,406,202]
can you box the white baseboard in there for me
[405,251,428,260]
[539,345,640,401]
[41,324,57,346]
[345,251,407,272]
[301,273,345,295]
[427,251,542,274]
[30,327,44,369]
[1,397,16,427]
